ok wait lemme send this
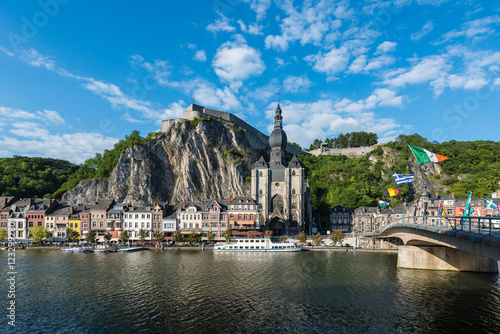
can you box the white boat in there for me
[116,246,146,252]
[61,246,91,253]
[214,238,302,252]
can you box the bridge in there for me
[374,216,500,273]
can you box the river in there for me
[1,249,499,333]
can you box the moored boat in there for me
[214,238,301,252]
[116,246,147,252]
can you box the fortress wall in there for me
[309,144,380,158]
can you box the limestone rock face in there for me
[62,119,277,206]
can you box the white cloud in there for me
[436,15,500,44]
[375,41,397,55]
[19,48,55,70]
[212,35,266,88]
[265,0,347,51]
[194,50,207,62]
[158,101,186,119]
[283,75,312,93]
[304,46,349,78]
[0,132,119,164]
[411,21,434,41]
[207,13,236,34]
[0,46,14,57]
[38,110,65,124]
[382,55,451,96]
[130,54,171,85]
[192,82,242,111]
[238,20,264,35]
[263,93,403,148]
[242,0,271,21]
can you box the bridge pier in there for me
[397,246,499,273]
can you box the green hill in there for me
[0,156,78,198]
[299,134,500,225]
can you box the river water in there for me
[1,249,499,333]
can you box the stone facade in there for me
[251,104,312,235]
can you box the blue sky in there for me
[1,0,500,163]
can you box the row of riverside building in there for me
[329,187,500,234]
[0,196,261,243]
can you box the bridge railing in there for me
[378,215,500,236]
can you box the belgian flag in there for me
[383,188,399,197]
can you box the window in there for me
[153,223,156,229]
[141,222,145,228]
[259,171,263,176]
[99,222,104,228]
[92,221,96,227]
[82,223,88,228]
[211,214,218,220]
[271,195,284,214]
[292,189,296,194]
[107,222,112,228]
[259,189,263,195]
[147,214,150,219]
[135,214,138,219]
[238,214,242,221]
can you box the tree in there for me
[279,235,287,242]
[263,230,273,238]
[154,231,164,244]
[329,230,344,247]
[222,228,232,243]
[172,230,182,244]
[188,232,201,245]
[297,231,307,244]
[104,233,112,243]
[85,230,97,243]
[28,226,51,243]
[0,229,7,240]
[206,232,214,243]
[247,231,255,238]
[314,232,322,245]
[119,230,129,244]
[67,228,80,243]
[138,229,148,243]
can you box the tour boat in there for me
[214,238,302,252]
[61,246,91,253]
[116,246,147,252]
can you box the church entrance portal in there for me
[269,217,285,236]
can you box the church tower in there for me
[251,104,311,235]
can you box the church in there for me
[251,103,312,235]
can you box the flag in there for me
[457,209,464,216]
[438,200,444,216]
[408,145,449,166]
[378,199,389,207]
[485,198,498,209]
[392,172,414,185]
[373,210,381,217]
[383,188,399,197]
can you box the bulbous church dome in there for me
[269,103,287,150]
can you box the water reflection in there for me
[0,249,498,333]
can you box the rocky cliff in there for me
[63,118,305,206]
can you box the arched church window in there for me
[259,189,263,195]
[259,171,263,177]
[292,170,296,176]
[259,203,262,209]
[292,189,295,195]
[271,195,284,214]
[292,202,296,209]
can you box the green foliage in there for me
[172,230,182,244]
[222,228,232,243]
[154,231,164,243]
[287,142,301,148]
[52,130,157,197]
[67,228,80,243]
[263,230,273,238]
[247,231,255,238]
[0,156,77,197]
[244,175,252,183]
[119,230,130,243]
[85,230,96,243]
[187,232,201,244]
[297,231,307,244]
[314,232,322,245]
[329,230,344,246]
[138,229,148,242]
[206,232,214,243]
[0,229,6,240]
[187,118,203,127]
[279,235,287,242]
[29,226,52,243]
[308,131,378,150]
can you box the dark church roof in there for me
[269,103,287,150]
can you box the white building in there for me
[123,207,153,241]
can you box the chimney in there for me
[2,198,6,208]
[227,196,231,203]
[29,198,34,206]
[451,192,455,199]
[183,200,185,209]
[49,199,53,207]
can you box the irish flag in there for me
[408,145,449,166]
